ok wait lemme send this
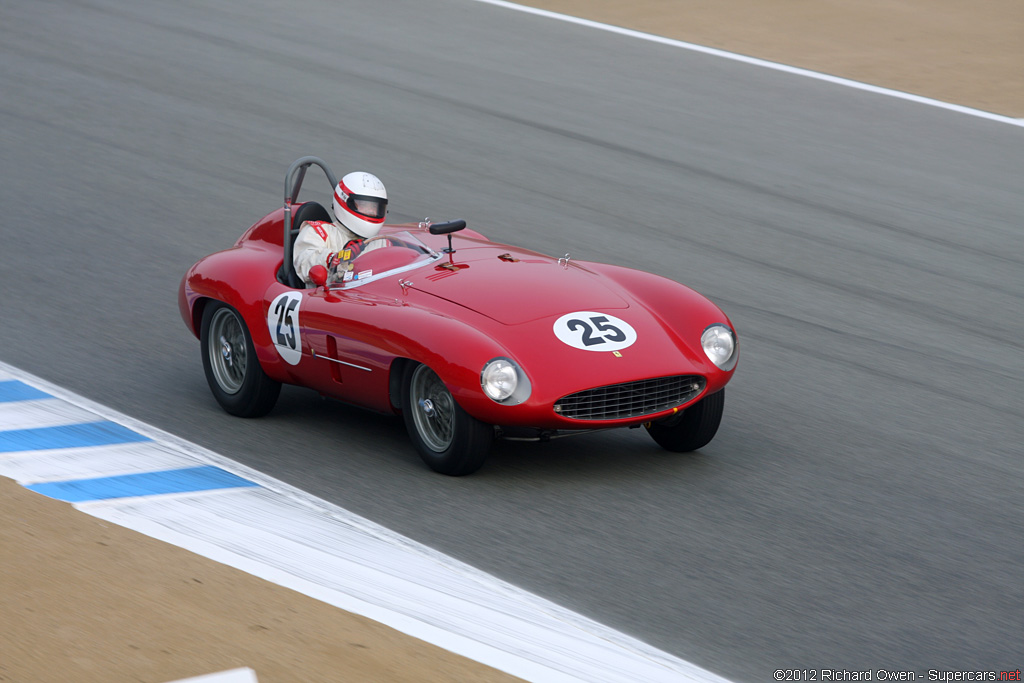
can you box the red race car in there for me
[179,157,738,475]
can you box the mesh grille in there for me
[554,375,705,421]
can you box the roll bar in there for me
[283,156,338,281]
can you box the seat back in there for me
[281,201,332,287]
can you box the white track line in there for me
[470,0,1024,128]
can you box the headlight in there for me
[481,357,531,404]
[701,324,737,370]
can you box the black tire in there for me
[200,301,281,417]
[645,389,725,452]
[401,363,492,475]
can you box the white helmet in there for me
[333,171,388,238]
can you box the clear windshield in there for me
[327,231,439,289]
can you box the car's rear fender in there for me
[182,293,293,386]
[180,243,300,382]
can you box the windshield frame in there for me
[326,231,441,290]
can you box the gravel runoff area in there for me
[2,1,1019,681]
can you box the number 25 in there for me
[274,298,298,349]
[567,316,626,346]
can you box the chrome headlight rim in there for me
[480,357,532,405]
[701,324,737,371]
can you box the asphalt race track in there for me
[2,1,1022,681]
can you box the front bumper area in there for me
[553,374,705,421]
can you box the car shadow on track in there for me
[477,429,723,482]
[199,386,728,483]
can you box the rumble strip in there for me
[0,361,729,683]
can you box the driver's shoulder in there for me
[297,219,333,240]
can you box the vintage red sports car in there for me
[179,157,739,475]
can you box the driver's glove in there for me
[326,251,342,270]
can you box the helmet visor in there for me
[348,194,387,220]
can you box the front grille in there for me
[554,375,705,421]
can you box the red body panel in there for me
[179,211,737,429]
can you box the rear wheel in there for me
[200,301,281,417]
[645,389,725,452]
[402,363,492,475]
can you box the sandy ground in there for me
[0,478,519,683]
[2,2,1020,682]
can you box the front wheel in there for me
[200,301,281,417]
[645,389,725,452]
[402,363,492,475]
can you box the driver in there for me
[293,171,390,286]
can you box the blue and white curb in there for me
[0,362,729,683]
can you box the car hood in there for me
[409,245,629,325]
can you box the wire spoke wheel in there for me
[200,301,281,418]
[401,363,493,475]
[207,307,247,394]
[409,365,456,452]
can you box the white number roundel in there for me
[553,311,637,352]
[267,292,303,365]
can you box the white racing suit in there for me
[292,220,387,287]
